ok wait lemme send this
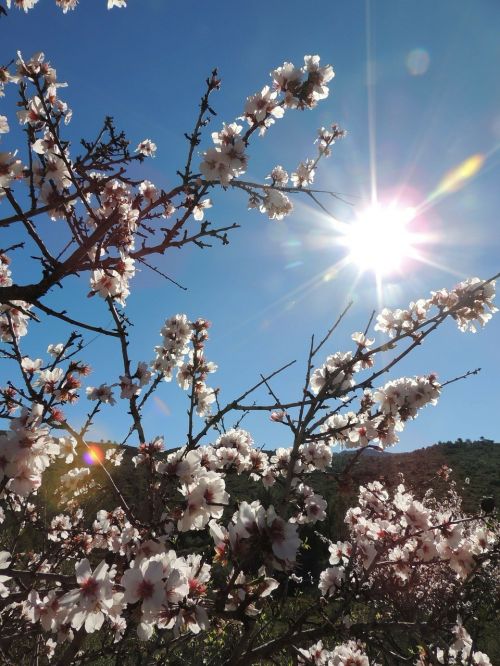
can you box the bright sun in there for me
[342,203,417,276]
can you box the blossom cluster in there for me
[256,121,347,219]
[200,55,337,221]
[0,51,147,309]
[432,619,492,665]
[11,493,288,641]
[86,361,151,406]
[152,315,217,416]
[3,428,88,501]
[298,640,372,665]
[154,429,330,537]
[210,500,300,571]
[0,338,98,494]
[313,370,440,450]
[0,52,163,311]
[0,46,348,343]
[304,277,497,453]
[3,444,491,660]
[0,299,32,341]
[317,478,497,605]
[0,149,23,198]
[21,552,210,641]
[375,277,497,337]
[0,404,59,496]
[5,0,126,12]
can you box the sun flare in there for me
[342,203,417,276]
[83,445,104,466]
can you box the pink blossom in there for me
[122,557,165,612]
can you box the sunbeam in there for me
[365,0,378,205]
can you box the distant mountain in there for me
[332,439,500,514]
[31,437,499,530]
[60,438,500,520]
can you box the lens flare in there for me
[83,445,104,465]
[434,154,485,197]
[406,48,430,76]
[153,395,171,416]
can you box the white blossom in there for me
[136,139,157,157]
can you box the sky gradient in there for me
[1,0,499,452]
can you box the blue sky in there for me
[1,0,499,452]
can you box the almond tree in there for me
[0,3,499,665]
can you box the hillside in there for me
[326,438,500,515]
[39,438,500,537]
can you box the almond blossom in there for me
[59,559,116,633]
[86,383,116,405]
[178,471,229,532]
[23,590,62,631]
[266,164,289,185]
[135,139,157,157]
[0,116,9,133]
[0,551,11,598]
[122,557,165,612]
[0,151,24,196]
[291,159,316,187]
[259,188,293,220]
[298,640,371,666]
[243,85,284,134]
